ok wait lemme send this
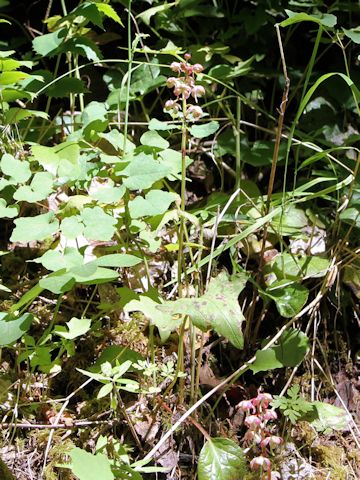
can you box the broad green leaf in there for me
[55,317,91,340]
[4,108,48,124]
[130,62,166,96]
[343,28,360,44]
[159,149,192,181]
[34,248,84,272]
[13,172,54,202]
[148,118,178,131]
[61,216,84,239]
[158,272,247,349]
[136,2,177,26]
[307,402,350,432]
[69,448,114,480]
[39,270,76,294]
[31,142,81,182]
[0,312,33,346]
[90,182,125,204]
[270,253,330,281]
[189,121,219,139]
[44,77,88,98]
[97,382,113,399]
[11,212,59,242]
[0,70,31,84]
[251,329,309,373]
[67,37,102,62]
[121,153,172,190]
[340,207,360,229]
[99,130,135,154]
[1,153,31,183]
[129,190,178,218]
[140,130,169,149]
[94,254,141,268]
[241,140,286,167]
[125,295,181,342]
[280,10,337,28]
[32,29,67,57]
[267,282,309,318]
[0,199,18,218]
[74,267,118,285]
[81,101,108,139]
[198,438,246,480]
[81,207,117,241]
[271,205,308,235]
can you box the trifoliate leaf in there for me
[81,207,117,241]
[1,153,31,183]
[10,212,59,242]
[129,190,178,218]
[0,199,18,218]
[13,172,54,202]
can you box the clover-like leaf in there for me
[0,199,18,218]
[1,153,31,183]
[121,153,172,190]
[81,207,117,241]
[129,190,178,218]
[10,212,59,242]
[13,172,54,202]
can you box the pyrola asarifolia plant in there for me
[237,393,283,480]
[164,53,205,121]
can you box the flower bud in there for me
[184,53,191,60]
[193,63,204,73]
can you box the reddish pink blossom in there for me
[260,435,283,449]
[263,409,277,421]
[193,63,204,73]
[250,456,271,471]
[244,415,262,430]
[191,85,205,102]
[237,400,255,412]
[170,62,182,73]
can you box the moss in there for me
[0,457,16,480]
[312,444,348,479]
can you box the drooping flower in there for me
[191,85,205,102]
[186,105,203,120]
[263,409,277,421]
[244,415,262,430]
[260,435,283,449]
[237,400,255,413]
[250,456,271,471]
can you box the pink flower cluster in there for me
[237,393,282,480]
[164,54,205,121]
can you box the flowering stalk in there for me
[237,392,283,480]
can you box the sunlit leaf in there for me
[198,438,246,480]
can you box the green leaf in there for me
[270,253,330,281]
[97,382,113,399]
[32,29,67,57]
[39,270,75,294]
[251,329,309,373]
[125,295,181,342]
[13,172,54,202]
[81,207,117,241]
[158,272,247,349]
[94,254,141,268]
[280,10,337,28]
[34,248,84,271]
[267,282,309,317]
[129,191,178,218]
[0,312,33,346]
[31,142,81,182]
[140,130,169,149]
[11,212,59,242]
[136,2,177,26]
[69,448,114,480]
[1,153,32,183]
[4,108,49,124]
[67,37,102,62]
[189,121,219,139]
[55,317,92,340]
[148,119,178,131]
[271,205,308,235]
[89,181,125,204]
[121,153,172,190]
[307,402,350,432]
[0,199,18,218]
[343,28,360,44]
[61,216,84,239]
[198,438,246,480]
[96,3,123,26]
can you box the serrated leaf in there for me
[0,312,33,346]
[11,212,59,242]
[198,437,246,480]
[32,29,67,57]
[96,3,123,26]
[129,190,178,218]
[4,108,48,124]
[158,272,247,349]
[69,448,114,480]
[81,207,117,241]
[0,199,18,218]
[251,328,309,373]
[121,153,172,190]
[140,130,169,149]
[189,121,219,139]
[136,2,177,26]
[55,317,91,340]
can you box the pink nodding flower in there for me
[237,400,255,413]
[250,456,271,471]
[167,77,178,88]
[164,100,179,112]
[244,430,262,444]
[170,62,182,73]
[191,85,205,102]
[263,409,277,421]
[186,105,203,119]
[260,436,283,449]
[253,393,273,409]
[244,415,262,430]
